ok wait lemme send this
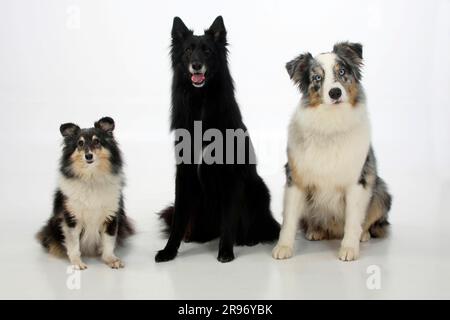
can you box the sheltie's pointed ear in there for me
[95,117,115,135]
[286,53,313,92]
[60,123,80,138]
[206,16,227,44]
[172,17,192,41]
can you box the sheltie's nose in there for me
[85,153,93,161]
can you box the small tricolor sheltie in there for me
[273,42,392,261]
[37,117,133,269]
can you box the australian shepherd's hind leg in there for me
[272,184,306,259]
[339,184,372,261]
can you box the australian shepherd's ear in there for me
[333,42,364,81]
[286,52,313,92]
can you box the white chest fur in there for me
[288,102,371,189]
[58,174,123,253]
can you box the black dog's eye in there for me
[339,68,345,76]
[203,48,211,55]
[185,47,192,54]
[77,140,84,147]
[313,75,322,82]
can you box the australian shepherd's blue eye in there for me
[313,75,322,82]
[339,68,345,76]
[78,140,84,147]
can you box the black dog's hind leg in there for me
[155,166,198,262]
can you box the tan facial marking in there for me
[93,147,112,174]
[347,81,359,106]
[70,149,86,177]
[308,87,322,107]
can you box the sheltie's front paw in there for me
[103,256,124,269]
[272,244,293,260]
[217,251,235,263]
[155,249,177,263]
[70,260,88,270]
[338,246,359,261]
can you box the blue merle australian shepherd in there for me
[272,43,392,262]
[156,16,280,263]
[37,117,133,269]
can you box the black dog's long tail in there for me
[158,174,281,245]
[158,200,280,246]
[158,205,219,243]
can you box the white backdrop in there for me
[1,0,450,299]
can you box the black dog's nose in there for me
[329,88,342,100]
[85,153,93,161]
[191,62,202,71]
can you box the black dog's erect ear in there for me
[206,16,226,44]
[60,123,80,138]
[333,42,363,80]
[95,117,115,135]
[172,17,192,40]
[286,53,313,92]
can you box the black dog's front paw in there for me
[217,251,235,263]
[155,249,178,263]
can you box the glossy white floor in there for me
[1,0,449,300]
[1,142,450,300]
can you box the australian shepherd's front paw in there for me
[338,246,360,261]
[272,244,293,260]
[155,249,178,263]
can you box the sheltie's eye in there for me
[92,138,100,147]
[77,140,84,147]
[313,74,322,82]
[339,68,345,76]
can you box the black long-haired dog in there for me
[155,16,280,263]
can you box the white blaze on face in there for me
[315,53,349,105]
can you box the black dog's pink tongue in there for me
[191,73,205,84]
